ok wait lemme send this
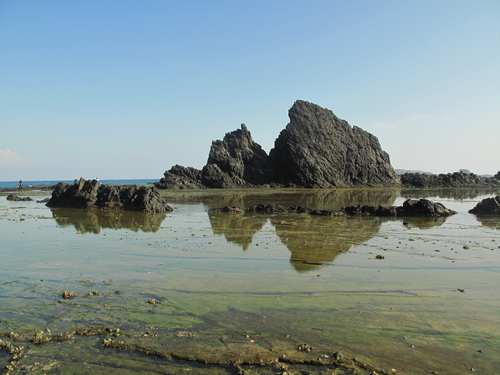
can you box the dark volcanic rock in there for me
[469,196,500,216]
[395,199,456,217]
[269,100,399,187]
[401,171,499,188]
[6,194,33,202]
[47,178,172,213]
[202,124,272,187]
[157,101,399,189]
[156,165,204,189]
[495,171,500,180]
[211,199,455,218]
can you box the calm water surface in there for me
[1,188,499,374]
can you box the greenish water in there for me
[1,188,500,374]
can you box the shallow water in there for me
[1,188,500,374]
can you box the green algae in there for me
[1,188,500,374]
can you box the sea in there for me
[0,179,157,189]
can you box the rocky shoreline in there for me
[401,171,500,188]
[156,100,399,189]
[46,178,172,214]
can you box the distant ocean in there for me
[0,179,157,189]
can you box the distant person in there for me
[17,180,23,190]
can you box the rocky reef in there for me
[47,178,172,213]
[157,100,398,189]
[212,198,456,218]
[469,196,500,216]
[401,171,500,188]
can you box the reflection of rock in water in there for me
[51,208,167,234]
[475,216,500,230]
[208,212,267,250]
[402,217,447,230]
[271,215,383,272]
[167,189,398,211]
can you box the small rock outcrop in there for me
[469,196,500,216]
[6,194,32,202]
[211,199,455,218]
[269,100,399,187]
[157,101,399,189]
[47,178,172,213]
[401,171,499,188]
[156,165,204,189]
[495,171,500,180]
[201,124,272,188]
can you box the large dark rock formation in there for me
[401,171,499,188]
[157,101,398,189]
[469,196,500,216]
[47,178,172,213]
[201,124,272,187]
[269,100,399,187]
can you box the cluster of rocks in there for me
[211,199,456,218]
[469,196,500,216]
[46,178,172,213]
[6,194,32,202]
[401,171,500,188]
[156,100,399,189]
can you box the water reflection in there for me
[208,212,267,250]
[51,208,167,234]
[271,215,382,272]
[475,216,500,230]
[165,188,399,210]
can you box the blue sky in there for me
[1,0,499,180]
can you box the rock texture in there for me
[469,196,500,216]
[6,194,32,202]
[47,178,172,213]
[157,101,399,189]
[401,171,499,188]
[211,199,455,218]
[495,171,500,180]
[200,124,272,188]
[269,100,399,187]
[156,165,204,189]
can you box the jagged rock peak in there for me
[202,123,272,187]
[269,100,399,187]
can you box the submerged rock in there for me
[269,100,399,187]
[212,199,455,218]
[47,178,172,213]
[157,101,399,188]
[469,196,500,216]
[6,194,32,202]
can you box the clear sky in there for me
[1,0,499,180]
